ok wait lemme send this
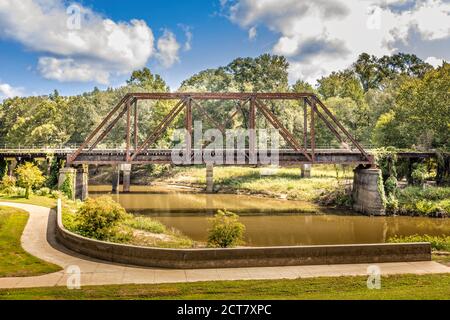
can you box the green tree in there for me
[15,162,45,199]
[376,63,450,149]
[317,70,365,103]
[127,67,168,92]
[353,52,433,92]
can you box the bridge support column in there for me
[352,166,386,216]
[7,158,17,177]
[58,167,77,200]
[75,165,89,201]
[206,164,214,193]
[301,164,311,178]
[112,165,119,193]
[122,164,132,193]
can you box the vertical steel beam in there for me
[303,98,308,148]
[249,97,257,163]
[185,97,193,161]
[125,100,131,162]
[134,99,138,150]
[310,100,316,162]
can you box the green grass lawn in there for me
[1,274,449,300]
[0,194,57,208]
[0,206,61,277]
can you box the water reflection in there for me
[89,185,450,247]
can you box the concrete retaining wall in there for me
[55,199,431,269]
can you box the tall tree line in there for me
[0,53,448,150]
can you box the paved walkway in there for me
[0,202,449,289]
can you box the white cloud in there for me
[248,26,257,40]
[179,24,193,51]
[0,82,23,99]
[0,0,155,84]
[156,30,181,68]
[226,0,450,83]
[425,56,446,67]
[37,57,110,84]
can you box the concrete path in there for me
[0,202,449,290]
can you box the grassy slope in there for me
[159,165,353,201]
[0,206,61,277]
[1,274,449,300]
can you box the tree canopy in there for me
[0,53,447,151]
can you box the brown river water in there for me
[89,185,450,247]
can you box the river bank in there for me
[89,164,450,217]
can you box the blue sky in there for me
[0,0,449,98]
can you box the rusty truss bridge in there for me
[66,92,374,166]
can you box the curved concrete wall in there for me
[55,200,431,269]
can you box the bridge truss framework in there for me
[67,93,374,166]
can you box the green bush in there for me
[40,187,51,196]
[384,176,398,197]
[14,187,27,197]
[388,234,450,252]
[75,196,131,241]
[207,210,245,248]
[0,175,16,195]
[60,174,74,199]
[411,164,428,186]
[317,185,353,207]
[385,194,399,214]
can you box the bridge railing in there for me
[0,144,378,152]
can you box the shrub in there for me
[317,185,353,207]
[60,174,74,199]
[50,190,62,199]
[75,196,131,241]
[411,164,428,186]
[15,162,45,199]
[39,187,51,196]
[388,234,450,252]
[0,175,16,195]
[207,210,245,248]
[14,187,27,197]
[385,194,399,214]
[384,176,398,197]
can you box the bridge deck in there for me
[0,148,371,165]
[0,148,438,166]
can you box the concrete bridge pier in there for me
[206,164,214,193]
[112,165,119,193]
[352,165,386,216]
[75,165,89,201]
[6,158,17,177]
[58,166,88,201]
[111,164,132,193]
[301,164,311,178]
[122,164,132,193]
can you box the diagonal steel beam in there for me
[304,97,345,145]
[129,99,186,162]
[190,99,226,134]
[312,96,371,161]
[68,94,132,164]
[88,97,137,152]
[255,99,312,162]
